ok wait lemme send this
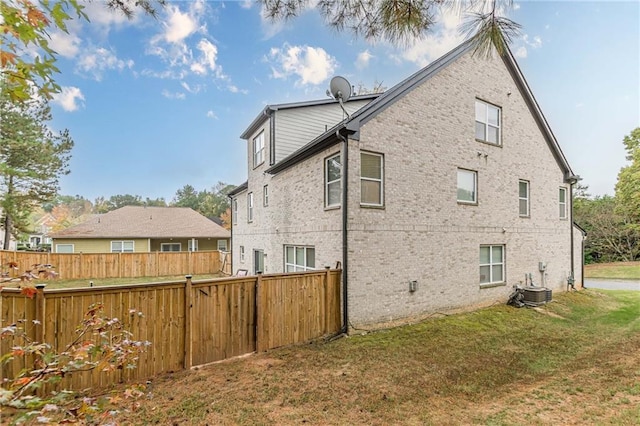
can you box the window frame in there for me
[519,180,530,217]
[253,131,265,168]
[475,99,502,145]
[55,244,74,253]
[247,192,254,223]
[111,240,134,253]
[188,239,198,252]
[360,151,384,207]
[217,239,228,251]
[325,153,341,208]
[457,168,478,204]
[263,185,269,207]
[232,198,238,225]
[160,243,181,252]
[479,244,505,285]
[284,245,316,272]
[559,187,568,219]
[240,246,245,263]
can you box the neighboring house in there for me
[50,206,230,253]
[0,208,18,250]
[229,40,585,328]
[25,212,56,250]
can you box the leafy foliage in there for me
[0,303,150,425]
[615,127,640,227]
[172,182,234,219]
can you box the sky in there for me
[44,0,639,202]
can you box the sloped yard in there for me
[121,290,640,425]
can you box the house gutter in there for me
[337,127,349,334]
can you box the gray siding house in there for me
[229,40,584,328]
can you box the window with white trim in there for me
[519,180,530,217]
[325,153,341,207]
[217,239,227,251]
[360,152,384,206]
[247,192,254,222]
[188,240,198,252]
[161,243,181,252]
[480,245,505,284]
[457,169,477,204]
[240,246,245,262]
[253,131,265,167]
[111,240,134,253]
[559,187,567,219]
[263,185,269,207]
[475,99,501,145]
[232,198,238,225]
[284,245,315,272]
[55,244,73,253]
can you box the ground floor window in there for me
[480,245,504,284]
[111,241,134,253]
[240,246,245,262]
[56,244,74,253]
[217,239,227,251]
[188,239,198,252]
[284,245,315,272]
[254,249,264,274]
[161,243,181,252]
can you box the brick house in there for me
[229,40,585,328]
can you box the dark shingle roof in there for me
[50,206,229,239]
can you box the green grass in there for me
[119,289,640,425]
[1,273,225,289]
[585,261,640,279]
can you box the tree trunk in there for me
[2,213,11,250]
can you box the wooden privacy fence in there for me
[1,269,341,391]
[0,250,227,280]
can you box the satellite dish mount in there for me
[327,76,352,120]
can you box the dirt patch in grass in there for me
[116,290,640,425]
[585,261,640,280]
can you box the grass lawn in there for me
[0,274,225,290]
[118,289,640,425]
[585,261,640,280]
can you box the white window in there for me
[161,243,181,252]
[360,152,384,206]
[253,131,265,167]
[217,239,227,251]
[559,187,567,219]
[325,153,341,207]
[240,246,245,262]
[480,245,505,284]
[247,192,254,222]
[254,249,264,274]
[55,244,73,253]
[475,99,501,145]
[284,245,315,272]
[188,239,198,252]
[232,198,238,225]
[457,169,477,204]
[519,180,530,217]
[263,185,269,207]
[111,240,134,253]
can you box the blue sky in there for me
[48,0,639,202]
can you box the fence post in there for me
[324,267,331,333]
[184,275,193,369]
[255,272,263,352]
[35,284,46,344]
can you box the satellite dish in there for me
[329,76,352,102]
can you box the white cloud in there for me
[82,1,135,28]
[76,47,134,81]
[523,34,543,49]
[240,0,253,9]
[268,44,337,86]
[513,3,521,10]
[162,3,199,43]
[52,86,85,112]
[514,46,527,58]
[161,90,186,100]
[355,50,373,69]
[206,110,218,119]
[49,30,81,58]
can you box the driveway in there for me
[584,278,640,291]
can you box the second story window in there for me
[360,152,384,207]
[475,99,501,145]
[232,198,238,225]
[253,131,265,167]
[247,192,254,222]
[325,154,341,208]
[559,187,567,219]
[519,180,530,217]
[457,168,477,204]
[263,185,269,207]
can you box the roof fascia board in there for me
[228,181,248,197]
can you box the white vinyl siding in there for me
[360,152,384,206]
[161,243,181,252]
[480,245,505,284]
[519,180,530,217]
[457,169,477,204]
[325,153,341,207]
[111,240,134,253]
[475,99,501,145]
[284,245,315,272]
[559,187,567,219]
[55,244,74,253]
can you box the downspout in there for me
[228,194,234,276]
[567,175,579,285]
[337,128,349,334]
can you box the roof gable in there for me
[50,206,230,239]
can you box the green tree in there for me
[615,127,640,227]
[0,0,164,102]
[172,182,234,219]
[105,194,144,210]
[173,185,200,210]
[0,86,74,249]
[260,0,521,55]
